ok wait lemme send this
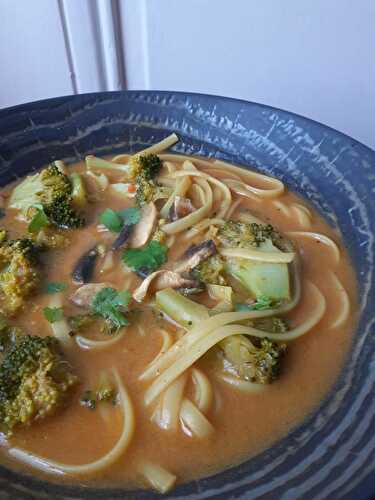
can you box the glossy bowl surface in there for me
[0,91,374,500]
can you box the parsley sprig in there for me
[98,207,141,233]
[122,241,168,274]
[91,287,132,330]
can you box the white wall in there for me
[0,0,74,107]
[1,0,375,150]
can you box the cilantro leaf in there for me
[98,207,141,233]
[28,206,49,233]
[122,241,168,274]
[43,307,64,323]
[92,287,131,330]
[46,282,67,294]
[234,295,273,312]
[98,208,123,233]
[117,207,141,225]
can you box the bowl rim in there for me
[0,89,374,500]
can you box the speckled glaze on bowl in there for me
[0,91,374,500]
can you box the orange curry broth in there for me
[0,157,357,489]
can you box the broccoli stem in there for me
[155,288,209,328]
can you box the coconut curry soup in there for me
[0,133,356,493]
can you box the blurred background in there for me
[1,0,374,149]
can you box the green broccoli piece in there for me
[128,154,170,207]
[9,164,84,230]
[192,255,227,285]
[135,176,157,206]
[129,154,162,180]
[219,220,291,301]
[0,237,41,317]
[217,221,280,249]
[43,194,84,229]
[220,334,286,384]
[0,332,77,435]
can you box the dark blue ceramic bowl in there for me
[0,91,374,500]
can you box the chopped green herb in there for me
[91,287,131,330]
[117,207,141,226]
[46,282,67,294]
[0,208,5,219]
[122,241,168,274]
[98,207,141,234]
[234,295,273,312]
[43,306,64,323]
[28,206,49,233]
[98,208,123,233]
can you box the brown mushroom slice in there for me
[169,196,195,222]
[154,272,200,291]
[70,282,112,308]
[173,240,217,274]
[71,246,99,284]
[112,224,133,251]
[130,202,157,248]
[133,271,201,302]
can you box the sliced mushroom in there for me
[111,224,133,251]
[173,240,217,274]
[71,246,98,284]
[130,202,157,248]
[133,270,202,302]
[70,282,112,308]
[169,196,195,222]
[154,271,200,291]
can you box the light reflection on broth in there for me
[0,134,357,493]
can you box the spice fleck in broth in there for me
[0,134,356,493]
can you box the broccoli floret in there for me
[43,194,84,229]
[0,237,41,317]
[192,255,227,285]
[135,176,157,206]
[218,220,280,249]
[128,154,170,207]
[220,334,286,384]
[136,180,171,207]
[9,164,84,230]
[129,154,162,180]
[0,332,77,435]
